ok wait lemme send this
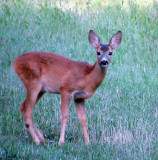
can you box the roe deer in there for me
[13,30,122,145]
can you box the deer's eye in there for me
[97,52,100,55]
[108,52,112,56]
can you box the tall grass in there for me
[0,0,157,159]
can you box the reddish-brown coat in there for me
[13,52,106,98]
[12,30,122,145]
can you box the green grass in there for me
[0,0,158,159]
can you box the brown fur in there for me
[13,30,122,145]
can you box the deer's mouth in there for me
[100,60,109,68]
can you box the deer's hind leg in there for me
[20,83,44,145]
[34,91,45,143]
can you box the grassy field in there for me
[0,0,157,159]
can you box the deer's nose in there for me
[100,60,108,66]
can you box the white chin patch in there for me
[101,64,108,68]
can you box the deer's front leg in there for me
[58,92,71,146]
[75,99,90,145]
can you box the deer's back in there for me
[13,52,94,92]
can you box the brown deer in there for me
[13,30,122,145]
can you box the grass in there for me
[0,0,158,159]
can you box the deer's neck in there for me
[87,62,107,91]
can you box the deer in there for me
[13,30,122,146]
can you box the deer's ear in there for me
[89,30,101,49]
[109,31,122,49]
